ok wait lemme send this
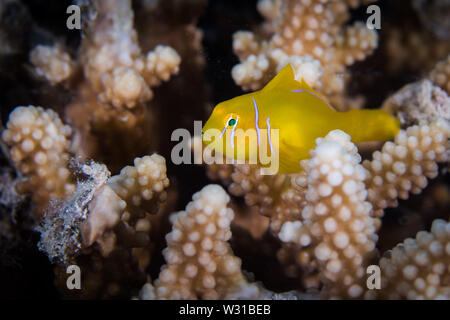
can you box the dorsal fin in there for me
[262,63,333,108]
[299,78,314,91]
[298,78,331,106]
[262,64,301,92]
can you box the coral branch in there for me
[208,163,307,233]
[376,219,450,299]
[279,130,378,298]
[1,106,75,217]
[232,0,378,109]
[363,119,449,217]
[38,154,170,298]
[430,54,450,95]
[81,0,180,109]
[30,44,74,85]
[108,154,169,221]
[141,185,264,299]
[382,80,450,127]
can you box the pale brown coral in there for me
[63,0,205,174]
[81,0,181,110]
[80,184,126,256]
[376,219,450,299]
[232,0,378,109]
[66,83,159,173]
[79,154,169,257]
[205,148,309,285]
[363,119,449,218]
[209,163,306,233]
[108,154,169,221]
[430,54,450,95]
[38,154,170,298]
[382,79,450,127]
[30,44,74,85]
[1,106,75,217]
[38,160,112,263]
[278,130,378,298]
[257,0,282,23]
[141,184,264,299]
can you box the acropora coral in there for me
[231,0,378,109]
[0,0,449,301]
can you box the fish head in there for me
[202,95,255,158]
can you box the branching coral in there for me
[207,163,306,233]
[29,0,180,110]
[279,130,378,299]
[376,219,450,299]
[140,185,266,300]
[430,54,450,95]
[26,0,189,175]
[30,44,74,86]
[206,116,449,296]
[381,80,450,127]
[108,155,169,220]
[38,154,170,298]
[39,154,169,260]
[1,0,449,302]
[1,106,75,218]
[38,160,112,263]
[83,14,180,110]
[363,119,449,218]
[105,154,170,260]
[232,0,378,109]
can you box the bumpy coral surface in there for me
[382,80,450,127]
[37,153,170,298]
[0,0,449,302]
[30,45,74,85]
[377,219,450,299]
[232,0,378,109]
[363,119,449,217]
[207,163,306,233]
[79,0,181,110]
[108,154,169,221]
[1,106,75,217]
[430,54,450,95]
[279,130,378,298]
[141,184,263,299]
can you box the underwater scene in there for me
[0,0,449,301]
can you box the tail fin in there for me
[339,109,400,143]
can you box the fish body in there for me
[202,64,400,174]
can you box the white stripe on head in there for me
[220,115,233,138]
[252,98,261,146]
[230,116,239,149]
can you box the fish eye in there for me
[225,114,238,128]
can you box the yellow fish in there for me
[202,64,400,174]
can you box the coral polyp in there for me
[0,0,449,301]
